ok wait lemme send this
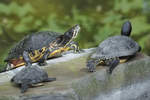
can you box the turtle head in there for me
[64,24,80,41]
[121,21,132,36]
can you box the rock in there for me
[0,48,150,100]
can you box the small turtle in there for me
[87,21,141,74]
[4,25,80,71]
[11,65,56,93]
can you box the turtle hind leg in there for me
[86,59,100,72]
[44,77,56,82]
[105,58,120,74]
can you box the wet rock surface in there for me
[0,48,150,100]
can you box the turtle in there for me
[11,65,56,93]
[86,21,141,74]
[4,24,80,71]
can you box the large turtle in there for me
[4,25,80,71]
[11,65,56,93]
[87,21,141,74]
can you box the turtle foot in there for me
[38,62,47,66]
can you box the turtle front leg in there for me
[21,83,29,93]
[23,51,32,67]
[86,59,100,72]
[67,41,82,53]
[20,79,30,93]
[38,49,50,66]
[105,58,120,74]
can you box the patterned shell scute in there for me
[12,65,48,84]
[91,36,140,59]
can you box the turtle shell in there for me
[91,35,140,59]
[11,65,49,84]
[5,31,60,61]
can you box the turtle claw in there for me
[86,60,96,72]
[88,68,96,72]
[38,62,47,66]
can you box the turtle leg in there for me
[21,83,29,93]
[38,49,50,66]
[86,59,100,72]
[23,51,32,67]
[44,77,56,82]
[67,41,83,53]
[105,58,120,74]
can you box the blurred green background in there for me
[0,0,150,70]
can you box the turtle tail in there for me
[0,64,7,73]
[44,77,56,82]
[138,46,142,52]
[86,59,100,72]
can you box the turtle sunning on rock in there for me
[87,21,141,74]
[4,24,80,71]
[11,65,56,93]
